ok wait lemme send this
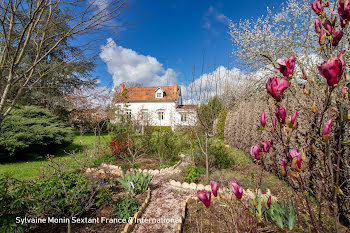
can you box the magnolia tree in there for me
[249,1,350,231]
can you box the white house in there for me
[114,83,196,130]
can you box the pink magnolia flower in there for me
[197,190,211,208]
[312,0,323,14]
[318,50,345,86]
[267,195,272,208]
[261,139,271,152]
[231,179,244,199]
[325,20,333,35]
[340,18,348,28]
[289,149,302,169]
[332,30,344,46]
[250,145,261,160]
[276,55,296,77]
[281,157,287,177]
[291,111,298,125]
[276,106,286,123]
[261,112,266,127]
[322,119,332,141]
[319,29,326,45]
[268,138,273,146]
[338,0,350,20]
[266,76,290,101]
[210,181,219,197]
[272,117,277,131]
[315,18,322,34]
[341,86,346,98]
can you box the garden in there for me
[1,0,350,232]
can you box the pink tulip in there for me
[231,179,243,199]
[291,111,298,125]
[197,190,211,208]
[250,145,261,160]
[210,181,219,197]
[322,119,332,141]
[314,18,322,34]
[338,0,350,20]
[319,29,326,45]
[332,30,344,46]
[261,112,266,127]
[276,55,296,77]
[260,139,271,152]
[312,0,324,14]
[318,50,345,86]
[289,148,302,169]
[267,195,272,208]
[266,76,290,101]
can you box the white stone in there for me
[197,184,205,190]
[189,183,197,190]
[160,168,165,173]
[143,169,148,174]
[148,169,153,174]
[204,185,211,191]
[170,180,177,186]
[153,169,160,174]
[182,182,190,189]
[86,168,91,173]
[175,181,182,187]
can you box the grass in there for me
[0,132,111,180]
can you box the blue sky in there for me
[94,0,285,89]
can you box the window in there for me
[180,113,187,122]
[141,110,148,121]
[158,111,164,120]
[156,92,162,98]
[126,109,131,120]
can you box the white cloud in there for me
[203,6,231,29]
[100,38,177,89]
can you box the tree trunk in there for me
[205,133,209,182]
[67,221,71,233]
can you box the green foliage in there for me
[159,160,178,169]
[197,96,224,132]
[112,195,139,220]
[216,110,227,139]
[154,131,180,164]
[117,171,152,195]
[209,142,233,169]
[0,176,34,233]
[33,172,93,217]
[96,184,113,207]
[184,165,200,183]
[0,106,73,158]
[265,200,297,230]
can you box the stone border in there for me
[122,187,151,233]
[168,179,277,201]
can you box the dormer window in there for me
[155,87,164,98]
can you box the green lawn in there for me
[0,133,111,180]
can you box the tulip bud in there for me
[311,1,324,14]
[197,190,211,208]
[281,157,287,177]
[210,181,219,197]
[268,138,273,146]
[322,119,332,141]
[319,29,326,45]
[302,68,308,80]
[312,102,317,113]
[251,145,261,160]
[289,149,302,169]
[315,18,322,34]
[332,30,344,46]
[267,195,272,208]
[291,111,297,125]
[261,112,266,127]
[231,179,243,199]
[279,106,286,123]
[325,20,333,35]
[261,139,271,152]
[272,117,277,132]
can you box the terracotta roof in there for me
[114,84,180,102]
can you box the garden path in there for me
[131,156,193,233]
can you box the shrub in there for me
[117,171,152,195]
[209,143,233,169]
[184,165,200,183]
[0,176,34,233]
[0,105,73,158]
[96,183,113,207]
[265,200,297,230]
[112,195,139,220]
[33,172,94,217]
[216,110,227,140]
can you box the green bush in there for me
[96,183,113,207]
[210,143,233,169]
[265,200,297,230]
[112,195,139,220]
[0,176,34,233]
[33,172,93,217]
[217,110,227,140]
[184,165,200,183]
[0,105,73,158]
[117,171,152,195]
